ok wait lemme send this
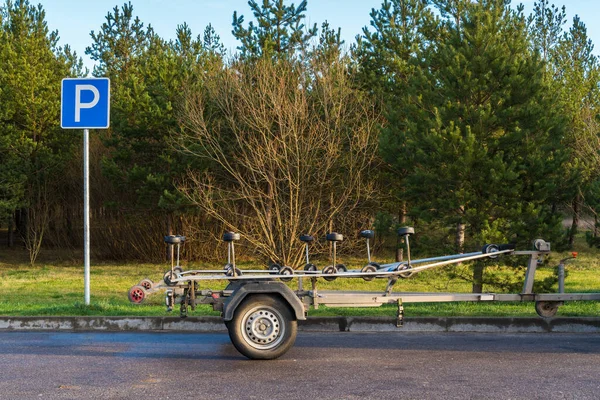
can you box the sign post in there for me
[61,78,110,305]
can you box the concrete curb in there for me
[1,316,599,333]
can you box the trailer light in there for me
[211,293,220,299]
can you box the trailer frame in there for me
[129,237,600,359]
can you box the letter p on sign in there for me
[61,78,110,129]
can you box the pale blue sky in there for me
[39,0,600,72]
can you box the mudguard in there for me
[222,281,306,321]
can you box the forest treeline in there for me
[1,0,600,286]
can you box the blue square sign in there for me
[61,78,110,129]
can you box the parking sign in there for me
[61,78,110,129]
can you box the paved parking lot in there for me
[0,331,599,399]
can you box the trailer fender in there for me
[223,281,306,322]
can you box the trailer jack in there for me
[396,299,404,328]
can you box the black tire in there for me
[173,266,183,274]
[322,265,338,281]
[335,264,347,273]
[304,263,318,273]
[279,266,294,282]
[163,270,177,286]
[226,295,297,360]
[535,301,559,318]
[268,263,281,275]
[225,267,243,277]
[397,264,414,279]
[361,264,377,281]
[482,244,500,259]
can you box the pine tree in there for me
[232,0,317,60]
[379,0,568,292]
[0,0,82,261]
[552,16,600,248]
[86,3,224,212]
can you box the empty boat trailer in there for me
[128,228,600,359]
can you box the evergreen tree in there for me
[355,0,437,249]
[86,3,224,212]
[378,0,567,292]
[0,0,82,261]
[552,16,600,248]
[527,0,566,63]
[355,0,435,97]
[232,0,317,60]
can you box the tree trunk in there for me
[400,201,407,224]
[396,202,407,262]
[16,208,27,244]
[455,206,465,252]
[166,214,173,263]
[395,247,404,262]
[455,221,465,252]
[8,212,14,247]
[568,194,580,249]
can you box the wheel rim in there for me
[130,287,144,303]
[361,265,376,281]
[140,280,152,290]
[241,305,285,350]
[398,264,414,279]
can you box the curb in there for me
[1,316,600,333]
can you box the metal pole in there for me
[405,236,411,266]
[305,244,310,265]
[558,262,565,293]
[83,128,90,305]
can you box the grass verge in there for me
[0,242,599,318]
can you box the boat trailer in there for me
[128,228,599,359]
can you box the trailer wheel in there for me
[304,263,318,273]
[279,266,294,282]
[128,285,146,304]
[361,264,377,281]
[138,278,153,290]
[335,264,347,273]
[225,267,243,277]
[163,270,177,286]
[535,301,560,318]
[482,244,500,259]
[268,263,281,275]
[322,265,338,281]
[226,295,297,360]
[397,264,414,279]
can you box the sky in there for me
[39,0,600,73]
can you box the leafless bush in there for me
[176,57,381,267]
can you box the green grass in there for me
[1,240,599,318]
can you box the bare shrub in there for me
[176,57,380,267]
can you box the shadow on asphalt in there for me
[1,331,599,361]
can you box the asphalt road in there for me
[0,331,599,399]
